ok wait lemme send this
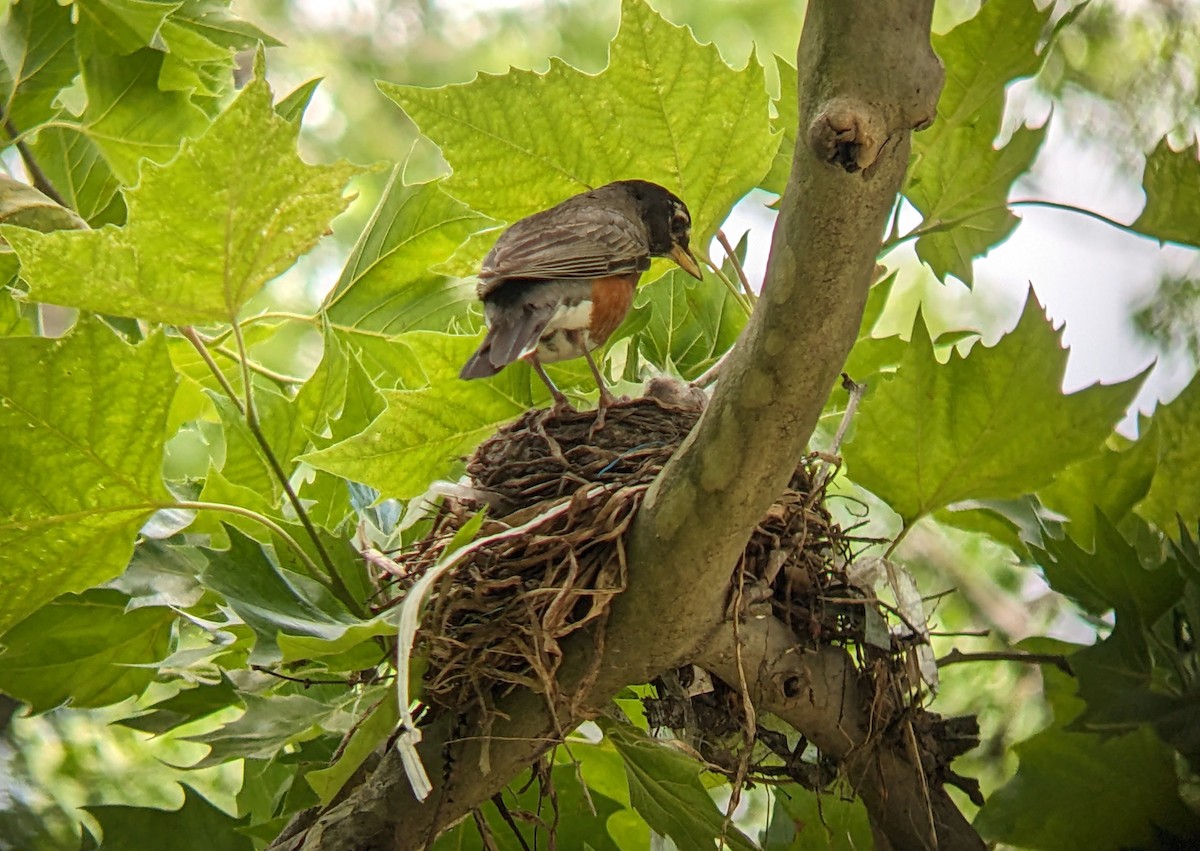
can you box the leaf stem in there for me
[175,499,324,579]
[183,325,362,616]
[240,311,320,326]
[180,326,243,412]
[213,344,305,385]
[883,521,914,560]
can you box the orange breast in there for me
[587,274,639,346]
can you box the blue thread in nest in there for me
[597,442,666,476]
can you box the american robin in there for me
[459,179,703,408]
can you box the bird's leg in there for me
[582,348,617,434]
[582,348,617,408]
[528,354,573,413]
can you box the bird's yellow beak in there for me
[671,243,703,280]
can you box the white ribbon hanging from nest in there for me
[392,487,607,801]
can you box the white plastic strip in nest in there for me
[393,486,607,801]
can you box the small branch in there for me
[691,348,731,388]
[715,229,758,305]
[250,665,359,687]
[228,320,358,614]
[184,325,360,616]
[880,198,1150,254]
[936,648,1074,676]
[3,117,68,207]
[180,326,244,413]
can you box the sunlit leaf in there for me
[325,167,494,340]
[0,0,79,129]
[844,295,1145,523]
[0,589,173,712]
[304,332,534,499]
[904,0,1051,284]
[380,0,776,239]
[73,0,182,56]
[0,321,176,634]
[4,52,362,324]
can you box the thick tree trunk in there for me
[271,2,976,849]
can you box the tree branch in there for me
[274,1,958,848]
[698,617,985,851]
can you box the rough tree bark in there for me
[271,2,978,849]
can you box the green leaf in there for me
[306,691,398,805]
[276,77,323,124]
[121,675,242,734]
[603,721,757,851]
[73,0,182,57]
[325,167,495,339]
[1039,432,1158,546]
[768,784,873,850]
[0,175,88,232]
[434,748,633,851]
[633,265,748,379]
[185,692,340,767]
[910,125,1046,285]
[0,320,177,635]
[200,528,363,665]
[1031,512,1182,621]
[840,271,909,382]
[4,54,362,324]
[844,294,1145,523]
[167,0,278,51]
[760,56,797,197]
[975,725,1199,851]
[83,786,253,851]
[304,332,534,499]
[79,49,210,183]
[1132,139,1200,248]
[905,0,1051,284]
[0,589,173,712]
[26,127,124,222]
[379,0,776,239]
[298,347,388,532]
[109,539,207,610]
[926,0,1049,136]
[1137,372,1200,535]
[0,0,79,129]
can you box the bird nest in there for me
[375,387,981,808]
[379,391,859,720]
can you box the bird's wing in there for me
[477,203,649,299]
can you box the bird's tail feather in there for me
[459,312,547,380]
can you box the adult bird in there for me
[459,179,703,409]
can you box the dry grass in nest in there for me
[382,397,703,717]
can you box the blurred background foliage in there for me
[2,0,1200,848]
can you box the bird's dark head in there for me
[614,179,703,280]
